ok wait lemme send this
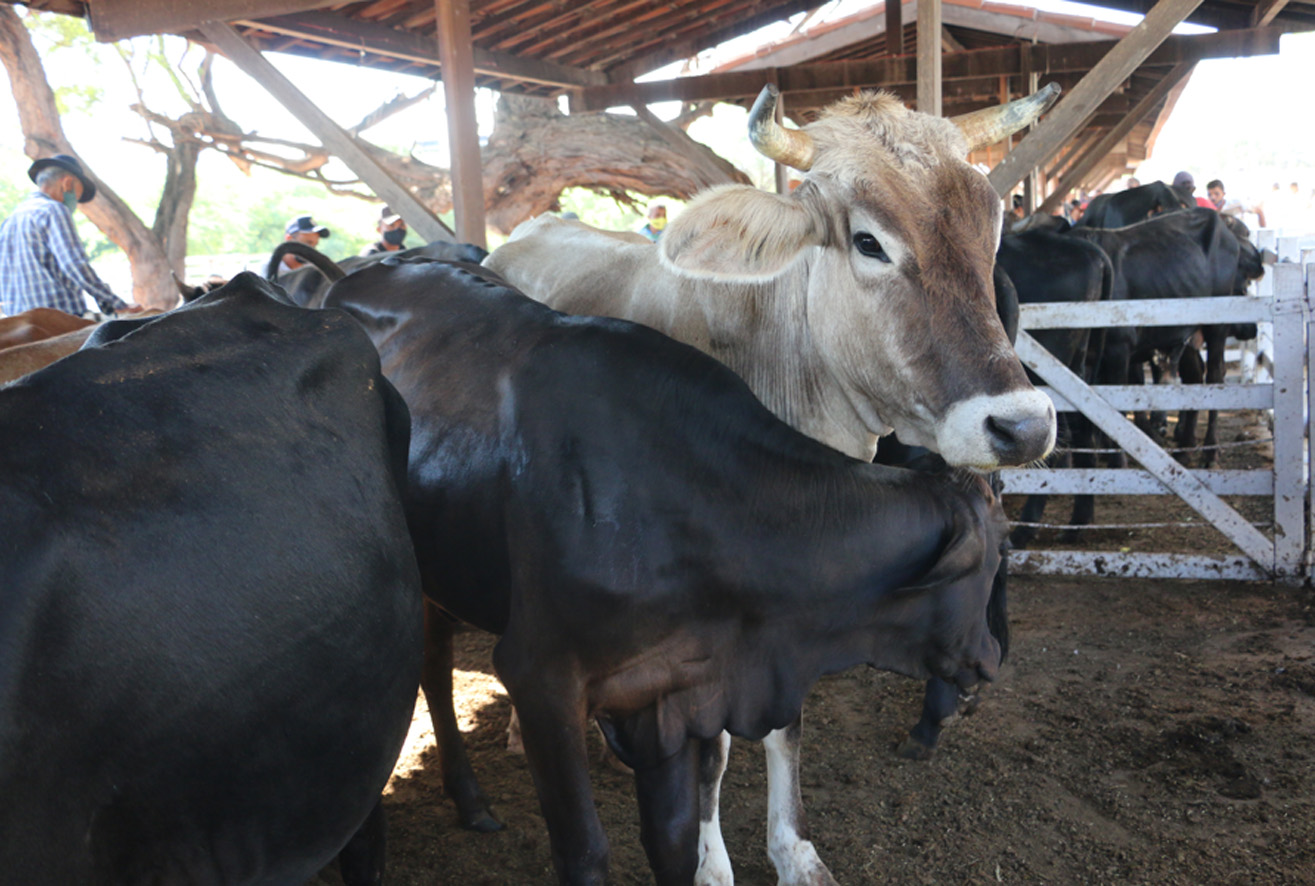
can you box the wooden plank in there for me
[90,0,335,42]
[917,0,942,116]
[1037,62,1194,214]
[1015,330,1275,570]
[197,21,456,244]
[1036,382,1272,412]
[987,0,1205,196]
[240,11,609,88]
[1011,551,1268,581]
[1019,296,1274,329]
[1269,263,1307,579]
[886,0,904,58]
[434,0,486,249]
[999,468,1272,496]
[1252,0,1291,27]
[574,27,1285,111]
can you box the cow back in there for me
[0,273,422,884]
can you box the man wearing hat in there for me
[279,215,330,274]
[360,206,407,256]
[1171,171,1215,209]
[0,154,138,317]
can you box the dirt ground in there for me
[312,410,1315,885]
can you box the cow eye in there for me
[852,232,891,263]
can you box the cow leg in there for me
[695,732,734,886]
[764,720,838,886]
[1064,413,1098,542]
[499,662,608,886]
[420,601,502,832]
[336,798,386,886]
[895,678,960,760]
[1201,325,1228,468]
[633,737,703,885]
[1174,343,1206,465]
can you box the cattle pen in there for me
[999,230,1313,584]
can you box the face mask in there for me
[383,228,407,246]
[649,217,666,231]
[62,189,78,211]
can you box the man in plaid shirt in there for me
[0,154,138,317]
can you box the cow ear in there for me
[659,184,824,281]
[904,516,990,593]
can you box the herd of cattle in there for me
[0,81,1268,885]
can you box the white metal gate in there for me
[998,233,1313,584]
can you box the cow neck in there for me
[671,259,877,461]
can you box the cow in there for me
[0,272,423,885]
[1076,180,1192,229]
[321,257,1006,886]
[1068,207,1261,466]
[483,82,1059,882]
[0,305,94,349]
[268,238,489,307]
[996,225,1115,548]
[0,324,98,385]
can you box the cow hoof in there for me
[894,736,935,761]
[959,693,982,717]
[462,811,504,833]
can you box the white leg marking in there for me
[695,731,734,886]
[764,726,838,886]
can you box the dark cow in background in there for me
[1075,180,1191,228]
[996,225,1114,548]
[1069,207,1260,465]
[323,257,1006,886]
[268,238,488,307]
[0,273,423,885]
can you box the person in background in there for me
[1125,177,1142,190]
[1171,171,1215,209]
[0,153,139,317]
[1010,194,1026,222]
[280,215,330,273]
[1205,179,1267,227]
[361,206,407,256]
[639,204,666,241]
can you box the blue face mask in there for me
[383,228,406,246]
[62,189,78,211]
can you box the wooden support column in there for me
[917,0,942,115]
[197,21,455,244]
[1038,62,1194,214]
[435,0,487,249]
[886,0,903,57]
[987,0,1204,196]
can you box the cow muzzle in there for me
[936,390,1056,469]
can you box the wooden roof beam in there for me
[1252,0,1292,27]
[88,0,335,42]
[574,26,1284,111]
[197,21,457,245]
[988,0,1205,196]
[230,10,609,88]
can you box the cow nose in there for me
[985,411,1053,464]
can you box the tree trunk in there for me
[152,128,202,277]
[0,6,177,310]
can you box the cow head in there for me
[658,85,1058,469]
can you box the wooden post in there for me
[916,0,941,116]
[987,0,1205,196]
[886,0,903,58]
[197,21,455,244]
[1270,262,1306,581]
[434,0,487,249]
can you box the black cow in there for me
[1069,207,1256,465]
[1076,181,1191,228]
[997,226,1114,547]
[268,239,488,307]
[0,273,423,885]
[322,258,1005,886]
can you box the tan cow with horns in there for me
[483,83,1061,886]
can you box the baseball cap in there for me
[285,215,330,237]
[380,206,402,225]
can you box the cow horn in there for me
[748,84,816,172]
[950,82,1062,153]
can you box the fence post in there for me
[1271,263,1307,582]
